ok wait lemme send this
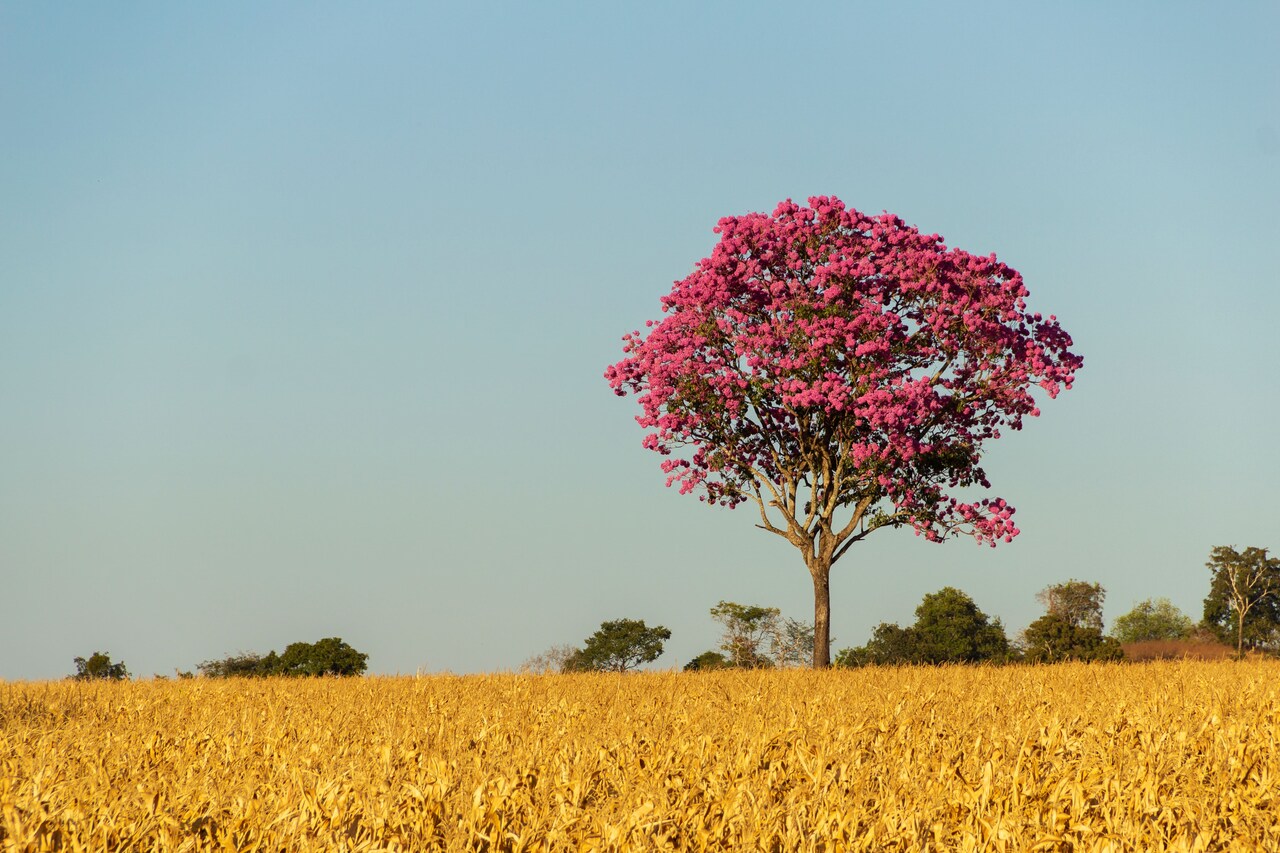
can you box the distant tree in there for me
[835,587,1009,666]
[1202,545,1280,656]
[835,623,918,667]
[1021,612,1122,663]
[520,644,581,674]
[683,651,731,671]
[768,617,818,668]
[565,619,671,673]
[71,651,129,681]
[1111,598,1194,645]
[198,652,275,678]
[911,587,1011,664]
[710,601,780,668]
[1021,579,1120,663]
[277,638,368,677]
[1037,580,1105,632]
[197,638,367,678]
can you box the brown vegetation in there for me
[1121,638,1237,662]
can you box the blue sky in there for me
[2,3,1277,679]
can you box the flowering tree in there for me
[605,196,1082,667]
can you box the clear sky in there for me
[2,3,1277,680]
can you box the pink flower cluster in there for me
[604,196,1081,547]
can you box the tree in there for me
[836,623,918,667]
[520,644,581,674]
[565,619,671,672]
[1202,545,1280,656]
[834,587,1009,666]
[1021,613,1122,663]
[197,638,368,677]
[1021,580,1121,663]
[910,587,1010,664]
[198,651,277,678]
[768,617,818,668]
[1110,597,1194,644]
[1037,580,1105,632]
[606,196,1082,667]
[709,601,780,667]
[71,651,129,681]
[277,637,369,677]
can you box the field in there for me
[3,662,1279,851]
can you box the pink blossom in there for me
[605,196,1081,664]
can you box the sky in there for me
[2,3,1277,680]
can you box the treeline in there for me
[69,637,369,682]
[524,544,1278,673]
[523,582,1126,675]
[194,637,369,678]
[69,545,1277,679]
[836,581,1122,666]
[826,544,1278,666]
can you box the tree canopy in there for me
[198,638,368,678]
[1202,545,1280,655]
[1110,597,1194,645]
[910,587,1011,664]
[71,652,129,681]
[607,196,1082,666]
[697,601,817,669]
[683,650,731,672]
[710,601,781,668]
[1037,580,1105,632]
[277,638,369,677]
[836,587,1009,666]
[1021,614,1123,663]
[1021,581,1121,663]
[566,619,671,673]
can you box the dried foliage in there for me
[4,663,1280,850]
[1121,638,1236,662]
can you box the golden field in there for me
[2,662,1278,852]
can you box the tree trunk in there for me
[811,559,832,668]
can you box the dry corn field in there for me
[3,662,1279,852]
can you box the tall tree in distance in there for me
[1021,580,1121,663]
[910,587,1011,664]
[768,617,818,668]
[835,587,1009,666]
[710,601,780,668]
[1110,597,1194,645]
[1037,580,1105,632]
[1203,545,1280,657]
[607,196,1082,666]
